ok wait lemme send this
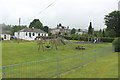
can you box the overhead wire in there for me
[22,0,57,24]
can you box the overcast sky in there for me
[0,0,119,30]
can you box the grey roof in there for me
[1,30,10,34]
[17,28,47,33]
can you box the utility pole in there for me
[18,18,21,43]
[19,18,21,26]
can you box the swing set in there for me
[36,36,59,51]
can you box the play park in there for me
[1,36,118,78]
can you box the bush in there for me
[100,37,114,42]
[63,36,72,40]
[63,36,88,41]
[112,38,120,52]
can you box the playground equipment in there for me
[75,46,85,50]
[36,35,66,51]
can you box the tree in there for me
[78,29,81,32]
[105,29,116,37]
[29,19,43,30]
[43,26,49,33]
[11,25,26,35]
[1,23,11,31]
[88,22,93,35]
[98,29,102,37]
[71,28,76,34]
[104,11,120,37]
[102,29,105,37]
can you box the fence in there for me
[2,46,113,78]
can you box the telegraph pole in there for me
[19,18,21,26]
[18,18,21,43]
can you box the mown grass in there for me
[2,40,118,78]
[62,52,118,78]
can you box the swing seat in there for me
[45,45,51,48]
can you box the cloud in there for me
[0,0,119,29]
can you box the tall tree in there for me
[88,22,93,35]
[105,29,116,37]
[98,29,102,37]
[71,28,76,34]
[43,26,49,33]
[11,25,26,35]
[102,29,105,37]
[29,19,43,30]
[104,11,120,37]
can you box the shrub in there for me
[63,36,72,40]
[112,38,120,52]
[100,37,114,42]
[63,36,88,41]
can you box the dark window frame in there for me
[38,33,40,36]
[33,33,35,36]
[29,33,31,37]
[26,32,27,36]
[4,35,6,39]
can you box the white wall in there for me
[51,29,60,34]
[15,32,48,40]
[0,34,10,40]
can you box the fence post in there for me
[56,56,60,78]
[3,66,6,80]
[94,50,96,62]
[81,52,84,67]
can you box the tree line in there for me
[1,10,120,38]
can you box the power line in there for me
[23,0,57,24]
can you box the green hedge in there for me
[100,37,114,42]
[64,36,115,42]
[63,36,88,41]
[112,38,120,52]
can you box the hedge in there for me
[63,36,114,43]
[100,37,114,42]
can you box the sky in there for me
[0,0,119,30]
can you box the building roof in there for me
[17,28,47,33]
[1,30,10,34]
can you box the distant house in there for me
[0,30,11,40]
[76,29,88,35]
[50,24,70,35]
[14,28,48,40]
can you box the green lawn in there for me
[62,52,118,78]
[2,40,118,78]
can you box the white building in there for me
[0,31,11,40]
[118,1,120,10]
[14,28,48,40]
[76,29,88,35]
[50,24,70,35]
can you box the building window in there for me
[29,33,31,37]
[42,34,43,36]
[26,32,27,36]
[33,33,35,36]
[38,33,40,36]
[4,35,6,39]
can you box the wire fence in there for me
[2,46,113,78]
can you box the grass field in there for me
[62,52,118,78]
[2,40,118,78]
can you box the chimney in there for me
[32,27,34,29]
